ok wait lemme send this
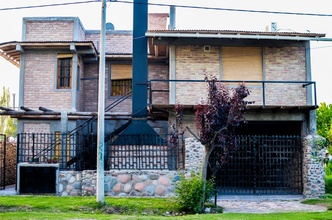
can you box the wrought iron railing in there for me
[148,79,317,107]
[17,133,185,171]
[106,134,185,170]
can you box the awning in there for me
[0,41,98,68]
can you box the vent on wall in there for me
[204,45,210,52]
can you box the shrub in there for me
[174,171,215,214]
[325,160,332,176]
[325,175,332,194]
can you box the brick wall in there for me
[76,57,85,111]
[173,45,308,106]
[25,20,74,41]
[24,52,72,110]
[148,13,168,30]
[149,63,169,105]
[86,31,132,54]
[175,45,220,104]
[265,46,307,105]
[23,122,51,133]
[82,63,99,112]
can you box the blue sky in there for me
[1,0,332,106]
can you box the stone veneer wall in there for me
[57,137,202,197]
[302,134,326,197]
[57,136,325,197]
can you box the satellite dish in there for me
[106,22,115,30]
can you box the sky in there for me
[1,0,332,107]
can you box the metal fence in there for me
[17,133,185,171]
[0,134,6,190]
[211,135,303,195]
[107,134,184,170]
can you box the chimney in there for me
[148,13,169,30]
[169,6,176,30]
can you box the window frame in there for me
[56,54,73,90]
[109,64,132,97]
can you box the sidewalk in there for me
[0,185,17,196]
[0,187,329,213]
[217,195,328,213]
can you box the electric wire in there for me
[1,0,332,18]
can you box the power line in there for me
[1,0,332,17]
[0,0,98,11]
[117,0,332,17]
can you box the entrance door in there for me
[213,135,303,195]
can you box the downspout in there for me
[169,6,176,104]
[305,41,317,134]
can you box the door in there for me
[212,135,303,195]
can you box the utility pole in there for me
[96,0,106,203]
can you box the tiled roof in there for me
[147,29,325,38]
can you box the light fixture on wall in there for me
[204,45,210,52]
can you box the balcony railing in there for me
[148,79,317,108]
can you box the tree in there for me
[0,86,17,138]
[316,102,332,154]
[185,76,250,212]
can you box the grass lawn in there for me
[0,195,331,220]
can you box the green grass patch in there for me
[0,195,331,219]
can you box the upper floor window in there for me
[222,46,262,81]
[110,65,132,96]
[57,54,72,89]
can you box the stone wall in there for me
[57,135,325,198]
[56,137,200,197]
[58,170,182,197]
[302,134,326,197]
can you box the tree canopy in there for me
[316,102,332,154]
[0,86,17,138]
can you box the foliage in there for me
[195,77,250,162]
[326,160,332,176]
[326,175,332,194]
[0,86,17,137]
[174,171,215,213]
[192,76,250,211]
[169,104,184,147]
[316,102,332,154]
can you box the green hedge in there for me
[326,175,332,194]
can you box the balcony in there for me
[148,79,317,112]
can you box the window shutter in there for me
[222,47,262,81]
[111,65,132,80]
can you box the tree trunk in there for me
[200,145,214,212]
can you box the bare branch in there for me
[186,126,200,141]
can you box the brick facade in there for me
[23,52,72,110]
[25,19,75,41]
[23,122,51,133]
[172,45,308,106]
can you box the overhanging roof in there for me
[0,41,98,68]
[146,29,330,41]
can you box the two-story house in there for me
[0,10,326,197]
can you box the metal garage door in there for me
[212,135,303,195]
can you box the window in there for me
[222,47,262,81]
[57,54,72,89]
[110,65,132,96]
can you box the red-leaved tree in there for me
[188,76,250,211]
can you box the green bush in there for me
[174,171,215,214]
[326,175,332,194]
[325,160,332,176]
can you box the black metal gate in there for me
[0,134,6,190]
[212,135,303,195]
